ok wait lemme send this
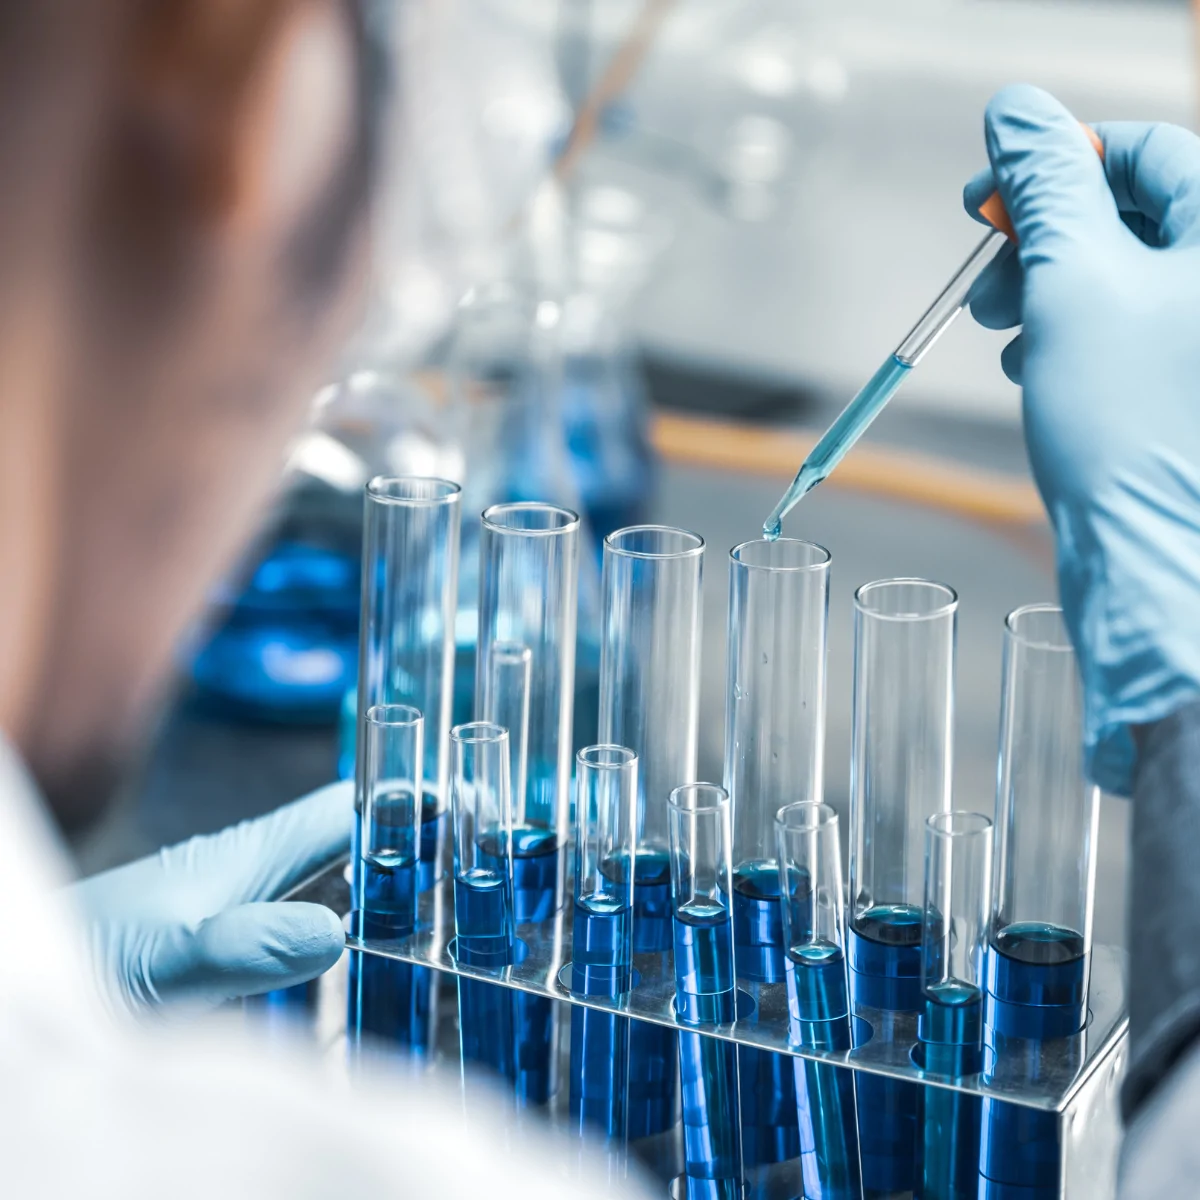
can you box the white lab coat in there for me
[0,734,648,1198]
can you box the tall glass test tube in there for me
[979,606,1099,1200]
[475,502,579,923]
[669,783,743,1200]
[450,722,515,1080]
[569,745,638,1141]
[599,525,704,1140]
[917,811,992,1200]
[849,578,957,1197]
[987,605,1098,1039]
[726,537,830,1175]
[357,477,461,894]
[777,802,863,1200]
[348,705,428,1054]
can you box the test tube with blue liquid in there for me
[776,801,863,1200]
[599,526,704,1144]
[347,478,459,1052]
[848,579,957,1197]
[569,744,638,1144]
[450,721,516,1081]
[348,705,427,1056]
[980,605,1099,1199]
[669,783,743,1200]
[916,811,992,1200]
[476,501,579,1105]
[725,537,831,1187]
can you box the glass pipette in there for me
[762,228,1009,540]
[763,123,1104,540]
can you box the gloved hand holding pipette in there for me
[964,84,1200,798]
[70,781,351,1014]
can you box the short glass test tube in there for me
[917,812,992,1200]
[348,706,428,1054]
[569,746,638,1141]
[848,578,957,1197]
[450,722,515,1080]
[476,502,579,923]
[777,802,863,1200]
[986,604,1099,1040]
[726,538,830,1176]
[599,525,703,1142]
[669,784,742,1200]
[357,477,461,895]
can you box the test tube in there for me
[669,783,742,1200]
[450,721,515,1080]
[475,502,578,923]
[987,604,1098,1040]
[979,606,1099,1200]
[917,811,992,1200]
[726,537,830,1174]
[776,802,863,1200]
[600,524,704,1141]
[569,745,638,1141]
[848,578,957,1197]
[348,705,427,1054]
[357,477,460,895]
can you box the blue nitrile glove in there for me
[964,84,1200,796]
[71,780,353,1014]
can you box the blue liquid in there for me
[628,994,680,1140]
[734,863,786,984]
[850,906,923,1195]
[418,796,447,892]
[985,922,1087,1039]
[489,827,562,924]
[673,901,742,1198]
[514,992,557,1106]
[786,942,862,1200]
[362,790,419,934]
[453,870,515,1080]
[633,845,673,953]
[572,895,633,996]
[571,1002,629,1138]
[674,900,736,1025]
[979,925,1087,1197]
[763,355,912,538]
[916,981,983,1200]
[733,864,800,1170]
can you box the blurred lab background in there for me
[75,0,1200,959]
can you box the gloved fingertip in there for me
[1001,334,1025,385]
[963,167,998,224]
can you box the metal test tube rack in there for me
[326,482,1127,1200]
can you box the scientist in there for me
[0,0,1188,1187]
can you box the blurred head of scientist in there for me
[0,0,375,830]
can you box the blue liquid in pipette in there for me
[849,905,924,1196]
[763,355,912,540]
[674,900,741,1199]
[917,980,983,1200]
[731,863,801,1170]
[569,894,634,1138]
[785,942,862,1200]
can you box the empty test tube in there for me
[451,721,516,1081]
[980,605,1099,1200]
[569,745,638,1141]
[600,525,704,1141]
[776,802,863,1200]
[917,811,992,1200]
[848,579,957,1197]
[356,477,460,895]
[476,502,579,922]
[726,537,831,1178]
[669,783,743,1200]
[348,705,428,1056]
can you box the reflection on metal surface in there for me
[303,859,1125,1112]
